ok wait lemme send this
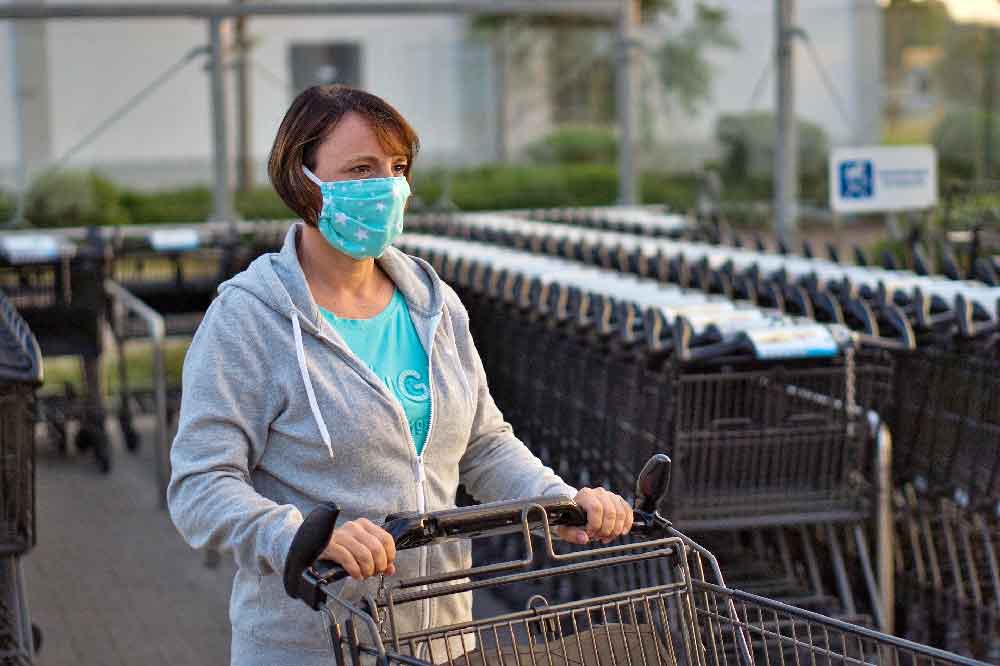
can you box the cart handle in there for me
[284,454,673,610]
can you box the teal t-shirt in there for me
[320,290,431,455]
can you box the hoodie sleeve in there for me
[167,288,303,576]
[445,287,578,503]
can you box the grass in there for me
[41,339,190,397]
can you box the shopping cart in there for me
[282,455,986,666]
[0,228,111,473]
[0,287,44,665]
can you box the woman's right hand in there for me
[321,518,397,580]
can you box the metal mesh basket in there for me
[0,557,32,666]
[330,531,987,666]
[892,350,1000,505]
[0,391,35,556]
[666,363,868,529]
[0,292,42,556]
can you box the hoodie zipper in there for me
[410,315,438,651]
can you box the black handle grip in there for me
[635,454,671,515]
[284,502,344,605]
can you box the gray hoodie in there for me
[167,223,576,666]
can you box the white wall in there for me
[650,0,883,156]
[0,2,477,189]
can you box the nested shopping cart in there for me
[0,287,44,665]
[0,228,112,472]
[282,455,986,666]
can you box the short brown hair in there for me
[268,85,420,226]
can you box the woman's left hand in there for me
[556,487,634,545]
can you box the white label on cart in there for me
[150,229,200,252]
[745,325,839,359]
[0,234,64,263]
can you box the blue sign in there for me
[839,159,874,200]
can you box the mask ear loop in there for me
[302,165,324,186]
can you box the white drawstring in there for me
[292,311,333,457]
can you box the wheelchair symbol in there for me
[839,160,873,199]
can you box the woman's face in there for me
[311,112,409,183]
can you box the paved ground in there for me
[24,416,236,666]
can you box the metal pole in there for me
[0,1,621,20]
[493,21,511,163]
[208,17,235,221]
[983,27,996,180]
[234,0,253,192]
[615,0,639,206]
[875,422,895,635]
[9,28,27,217]
[774,0,798,244]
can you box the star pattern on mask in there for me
[334,212,347,225]
[356,228,369,240]
[375,202,386,212]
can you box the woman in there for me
[167,85,634,666]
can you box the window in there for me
[289,43,362,92]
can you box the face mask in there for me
[302,165,411,260]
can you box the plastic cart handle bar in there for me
[283,454,673,611]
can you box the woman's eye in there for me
[393,164,408,174]
[352,165,371,175]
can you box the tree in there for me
[653,3,738,116]
[883,0,954,128]
[475,1,735,131]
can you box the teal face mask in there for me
[303,166,411,260]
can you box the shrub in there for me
[119,186,212,224]
[931,109,1000,182]
[235,187,294,220]
[944,191,1000,229]
[715,112,829,202]
[640,171,699,210]
[23,169,130,228]
[0,189,15,224]
[523,125,618,165]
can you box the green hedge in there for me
[7,165,701,228]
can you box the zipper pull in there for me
[413,456,425,484]
[413,456,427,513]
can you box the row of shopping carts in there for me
[401,209,1000,661]
[396,233,896,635]
[522,203,1000,286]
[0,289,44,665]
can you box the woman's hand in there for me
[557,487,634,545]
[321,518,397,580]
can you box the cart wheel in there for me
[94,435,112,475]
[32,623,42,653]
[76,427,112,474]
[121,419,140,453]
